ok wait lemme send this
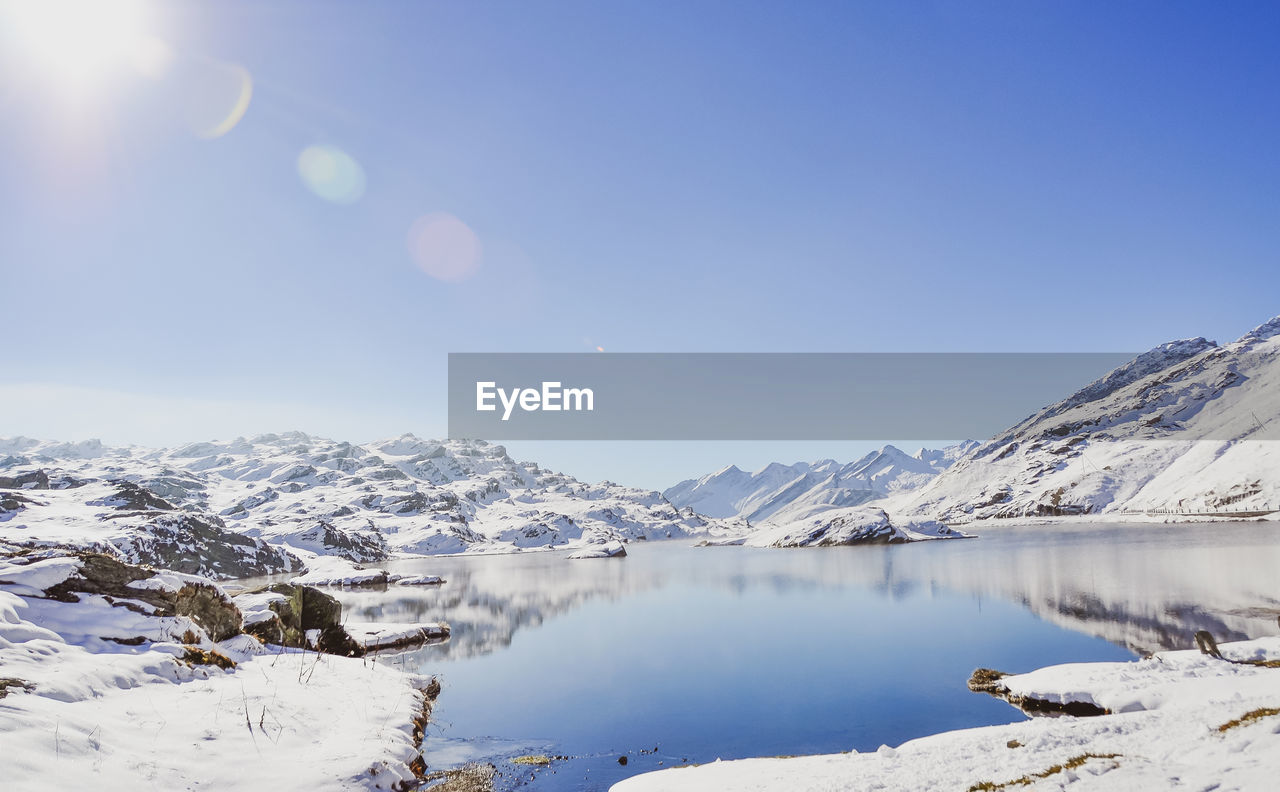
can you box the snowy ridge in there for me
[891,315,1280,522]
[663,442,975,523]
[0,433,744,576]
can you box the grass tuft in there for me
[181,646,236,670]
[1216,707,1280,733]
[966,752,1122,791]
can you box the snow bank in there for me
[0,555,437,790]
[612,638,1280,792]
[395,574,445,586]
[346,621,451,652]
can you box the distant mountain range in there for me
[5,315,1278,572]
[664,442,976,524]
[669,314,1280,527]
[0,434,744,577]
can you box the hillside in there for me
[891,316,1280,522]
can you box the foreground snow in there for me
[0,554,435,791]
[613,637,1280,792]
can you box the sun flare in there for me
[2,0,153,85]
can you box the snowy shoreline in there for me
[612,637,1280,792]
[0,551,445,790]
[940,512,1280,529]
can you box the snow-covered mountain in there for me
[0,433,743,577]
[892,315,1280,522]
[664,442,976,523]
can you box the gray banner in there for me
[448,352,1142,441]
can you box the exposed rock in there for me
[117,513,299,579]
[42,553,242,641]
[0,469,50,490]
[0,677,34,697]
[91,481,176,512]
[237,582,363,656]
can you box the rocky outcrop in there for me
[117,512,300,579]
[235,582,364,656]
[41,552,242,641]
[566,541,628,559]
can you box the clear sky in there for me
[2,1,1278,489]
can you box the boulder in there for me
[236,582,363,656]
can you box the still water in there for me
[332,522,1280,791]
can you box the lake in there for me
[331,521,1280,791]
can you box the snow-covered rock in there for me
[394,574,445,586]
[742,507,965,547]
[566,540,628,559]
[345,621,450,652]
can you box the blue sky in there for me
[2,1,1278,488]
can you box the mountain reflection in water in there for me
[335,521,1280,661]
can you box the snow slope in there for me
[663,442,975,522]
[612,637,1280,792]
[0,434,743,575]
[891,316,1280,522]
[0,553,437,791]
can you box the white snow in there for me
[612,638,1280,792]
[892,318,1280,523]
[395,574,445,586]
[1,434,744,567]
[742,507,966,547]
[345,621,450,651]
[0,556,435,791]
[664,442,974,522]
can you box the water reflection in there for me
[334,522,1280,661]
[329,523,1280,791]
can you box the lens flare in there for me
[130,35,173,80]
[297,145,367,205]
[407,213,483,282]
[182,59,252,139]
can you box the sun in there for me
[2,0,153,86]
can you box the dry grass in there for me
[180,646,236,670]
[967,753,1122,791]
[1216,706,1280,733]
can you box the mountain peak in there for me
[1239,315,1280,344]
